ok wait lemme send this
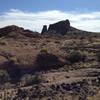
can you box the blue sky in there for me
[0,0,100,12]
[0,0,100,32]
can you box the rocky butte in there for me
[41,19,71,35]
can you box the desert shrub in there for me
[0,70,10,84]
[0,40,7,45]
[17,88,28,99]
[1,51,13,59]
[96,52,100,62]
[3,82,12,89]
[8,68,22,83]
[20,74,41,86]
[8,57,18,64]
[40,48,48,54]
[55,40,60,44]
[67,51,86,64]
[36,51,62,70]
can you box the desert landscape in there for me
[0,19,99,100]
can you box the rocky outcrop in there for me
[41,19,71,35]
[48,19,70,35]
[41,25,48,34]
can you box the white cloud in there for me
[0,9,100,32]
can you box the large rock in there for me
[48,20,70,35]
[41,19,71,35]
[41,25,48,34]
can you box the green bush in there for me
[0,70,10,84]
[96,52,100,62]
[36,52,61,70]
[17,88,28,99]
[40,48,48,54]
[20,74,41,86]
[0,40,7,45]
[68,51,86,64]
[8,68,22,83]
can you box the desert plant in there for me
[0,70,10,84]
[36,51,62,70]
[96,52,100,62]
[67,51,86,64]
[8,68,22,83]
[17,88,28,99]
[20,74,41,86]
[40,48,48,54]
[0,40,7,45]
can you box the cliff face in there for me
[48,19,70,35]
[41,19,71,35]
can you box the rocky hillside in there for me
[0,25,40,38]
[0,20,99,100]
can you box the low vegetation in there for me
[67,51,86,64]
[0,70,10,84]
[36,50,62,70]
[20,74,41,86]
[96,51,100,62]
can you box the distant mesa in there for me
[41,19,71,35]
